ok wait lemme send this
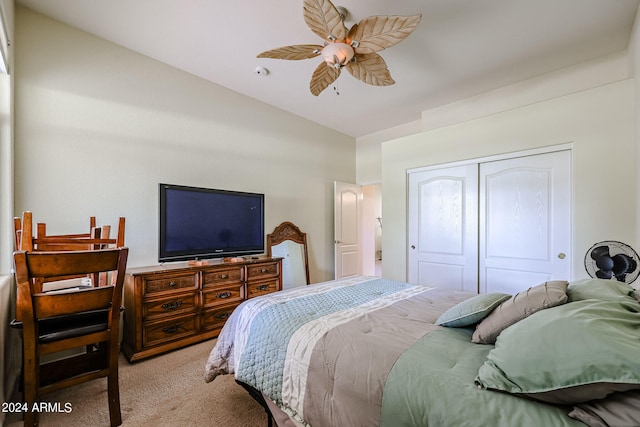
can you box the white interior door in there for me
[408,165,478,292]
[334,182,362,279]
[479,150,571,294]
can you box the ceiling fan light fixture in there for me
[321,42,354,68]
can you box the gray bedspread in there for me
[205,276,582,426]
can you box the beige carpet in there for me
[7,339,268,427]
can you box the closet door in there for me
[479,150,571,294]
[407,165,478,292]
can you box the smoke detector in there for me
[255,66,269,76]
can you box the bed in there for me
[205,275,640,427]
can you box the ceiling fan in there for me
[257,0,422,96]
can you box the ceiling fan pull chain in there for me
[333,68,340,95]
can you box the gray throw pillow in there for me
[471,280,568,344]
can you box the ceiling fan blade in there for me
[347,23,359,43]
[350,15,422,54]
[303,0,347,42]
[257,44,324,60]
[310,62,340,96]
[346,53,395,86]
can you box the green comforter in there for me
[382,327,582,426]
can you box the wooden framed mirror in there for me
[267,222,310,289]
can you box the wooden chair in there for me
[14,247,129,427]
[35,218,125,252]
[15,211,125,252]
[14,212,95,251]
[13,212,126,291]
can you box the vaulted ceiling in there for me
[16,0,640,137]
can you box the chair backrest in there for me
[14,248,129,328]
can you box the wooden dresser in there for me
[122,257,282,362]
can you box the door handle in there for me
[335,240,341,244]
[557,252,566,259]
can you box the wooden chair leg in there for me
[23,411,37,427]
[23,348,39,426]
[107,343,122,427]
[107,372,122,427]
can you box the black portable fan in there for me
[584,241,640,284]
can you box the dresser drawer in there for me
[202,302,241,331]
[202,284,244,308]
[247,262,280,279]
[143,314,198,348]
[203,266,243,287]
[247,278,280,298]
[143,273,198,296]
[142,293,198,320]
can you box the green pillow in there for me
[475,298,640,405]
[567,278,635,302]
[435,293,511,327]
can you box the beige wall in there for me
[356,52,631,185]
[356,120,422,185]
[382,80,635,282]
[12,7,355,282]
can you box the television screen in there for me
[159,184,265,262]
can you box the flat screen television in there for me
[159,183,265,262]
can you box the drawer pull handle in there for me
[260,268,267,273]
[215,312,230,320]
[257,285,269,291]
[162,325,182,334]
[220,274,228,279]
[169,281,177,287]
[161,301,183,310]
[216,291,232,299]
